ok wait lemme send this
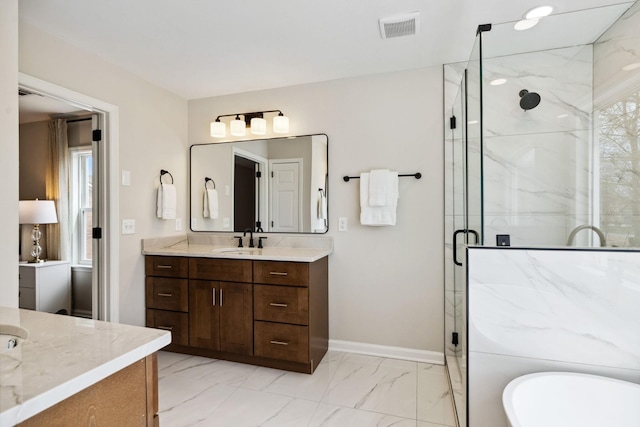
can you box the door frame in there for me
[19,72,120,322]
[232,147,268,232]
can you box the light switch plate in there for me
[175,218,182,231]
[121,170,131,186]
[223,218,230,228]
[338,217,348,232]
[122,219,135,235]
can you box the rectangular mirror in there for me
[190,134,328,233]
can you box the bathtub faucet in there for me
[566,224,607,247]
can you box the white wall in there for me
[18,22,189,325]
[189,67,444,353]
[0,0,19,308]
[467,247,640,427]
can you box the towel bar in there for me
[205,177,216,189]
[343,172,421,182]
[160,169,174,184]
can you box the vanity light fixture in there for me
[210,110,289,138]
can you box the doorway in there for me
[18,73,119,322]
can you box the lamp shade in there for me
[19,200,58,224]
[273,114,289,134]
[210,120,226,138]
[230,117,246,136]
[250,117,267,135]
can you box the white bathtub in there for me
[503,372,640,427]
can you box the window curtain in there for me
[46,119,70,261]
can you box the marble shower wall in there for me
[480,45,595,247]
[467,247,640,427]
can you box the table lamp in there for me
[19,199,58,263]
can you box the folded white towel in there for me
[360,171,398,226]
[369,169,390,206]
[157,183,177,219]
[314,191,328,232]
[203,188,219,219]
[317,192,327,221]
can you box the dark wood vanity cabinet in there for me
[145,254,328,373]
[189,279,253,354]
[145,256,189,347]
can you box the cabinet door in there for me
[219,282,253,355]
[189,280,220,350]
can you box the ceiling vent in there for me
[379,12,420,39]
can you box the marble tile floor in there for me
[158,350,457,427]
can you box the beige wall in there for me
[14,16,444,353]
[189,67,444,352]
[0,0,19,308]
[19,22,189,325]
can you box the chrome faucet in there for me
[243,228,254,248]
[566,224,607,247]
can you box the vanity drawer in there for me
[146,309,188,346]
[145,256,189,278]
[145,277,188,312]
[253,261,309,287]
[254,285,308,325]
[254,321,309,363]
[189,258,252,283]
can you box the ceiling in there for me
[18,0,635,102]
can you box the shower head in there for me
[519,89,541,111]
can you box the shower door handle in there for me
[453,229,480,266]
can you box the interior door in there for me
[269,160,302,232]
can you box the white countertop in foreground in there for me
[0,308,170,426]
[142,235,333,262]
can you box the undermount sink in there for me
[212,247,262,255]
[0,324,29,354]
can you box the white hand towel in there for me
[360,172,399,226]
[203,188,219,219]
[157,183,177,219]
[369,169,390,206]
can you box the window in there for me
[597,88,640,247]
[70,148,93,265]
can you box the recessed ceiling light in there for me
[514,18,539,31]
[525,6,554,19]
[622,62,640,71]
[490,78,507,86]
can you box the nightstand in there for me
[19,261,71,314]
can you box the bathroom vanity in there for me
[0,307,170,426]
[142,236,332,374]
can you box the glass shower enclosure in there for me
[444,2,640,425]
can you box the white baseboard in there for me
[329,339,444,365]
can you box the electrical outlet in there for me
[338,217,348,232]
[122,219,135,235]
[223,218,230,228]
[121,170,130,186]
[176,218,182,231]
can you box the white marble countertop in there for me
[0,307,171,426]
[142,234,333,262]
